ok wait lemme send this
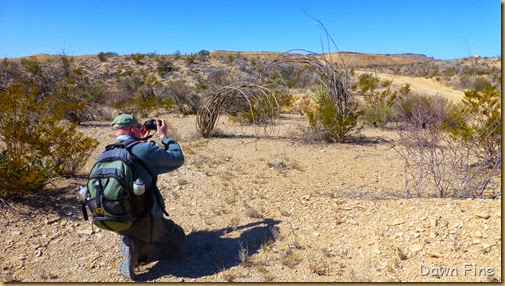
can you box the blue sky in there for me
[0,0,500,59]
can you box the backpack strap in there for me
[123,140,169,217]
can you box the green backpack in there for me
[82,140,148,231]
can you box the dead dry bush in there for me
[396,124,500,198]
[196,82,280,138]
[395,88,501,198]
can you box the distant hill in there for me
[16,50,435,68]
[209,50,434,67]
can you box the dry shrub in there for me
[112,73,174,117]
[395,87,501,198]
[308,256,329,276]
[0,81,98,199]
[281,249,302,268]
[262,49,357,143]
[7,55,106,124]
[167,80,201,115]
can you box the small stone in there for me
[473,239,481,244]
[19,254,26,260]
[413,233,421,238]
[394,232,403,237]
[77,228,94,235]
[410,244,423,253]
[373,248,381,255]
[10,230,21,236]
[313,232,320,237]
[482,243,492,249]
[429,232,437,239]
[45,216,61,225]
[35,250,42,257]
[427,251,443,258]
[474,230,482,238]
[430,219,437,228]
[475,213,490,219]
[272,247,279,253]
[390,219,404,226]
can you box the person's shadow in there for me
[136,218,280,281]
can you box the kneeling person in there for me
[83,114,185,280]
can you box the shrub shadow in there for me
[9,181,84,220]
[136,218,280,281]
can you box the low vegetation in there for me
[0,50,500,201]
[0,81,98,199]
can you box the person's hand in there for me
[156,119,168,138]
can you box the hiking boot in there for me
[119,236,138,280]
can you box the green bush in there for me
[129,53,145,65]
[97,52,107,62]
[185,54,197,64]
[304,85,359,143]
[16,56,105,124]
[353,73,397,107]
[197,50,210,61]
[157,59,174,76]
[0,81,98,199]
[393,92,459,128]
[451,85,501,164]
[362,103,397,128]
[112,72,170,117]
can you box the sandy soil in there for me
[0,112,500,282]
[355,71,465,102]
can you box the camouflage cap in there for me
[111,114,142,130]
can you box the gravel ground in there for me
[0,113,501,282]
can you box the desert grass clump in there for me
[281,249,303,268]
[308,256,330,276]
